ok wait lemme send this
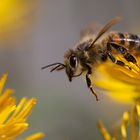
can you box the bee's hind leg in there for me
[86,65,99,101]
[107,51,132,70]
[107,43,131,70]
[107,42,140,69]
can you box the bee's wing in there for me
[80,22,103,39]
[73,22,103,50]
[92,17,122,45]
[79,17,122,48]
[80,16,122,39]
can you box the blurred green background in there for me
[1,0,140,139]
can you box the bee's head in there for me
[41,49,82,82]
[64,49,82,82]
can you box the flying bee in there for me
[42,17,140,101]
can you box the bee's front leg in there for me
[86,65,99,101]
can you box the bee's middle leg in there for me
[86,65,99,101]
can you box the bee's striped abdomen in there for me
[109,32,140,52]
[127,34,140,50]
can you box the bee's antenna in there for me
[41,62,65,72]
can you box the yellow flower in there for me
[0,74,45,140]
[98,101,140,140]
[93,54,140,103]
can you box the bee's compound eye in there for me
[69,55,77,68]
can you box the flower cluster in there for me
[0,74,45,140]
[98,101,140,140]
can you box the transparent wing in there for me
[80,22,103,39]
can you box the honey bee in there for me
[42,17,140,101]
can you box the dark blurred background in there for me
[1,0,140,140]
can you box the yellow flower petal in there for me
[121,112,129,140]
[10,97,27,118]
[136,102,140,140]
[24,132,45,140]
[14,98,37,121]
[136,102,140,119]
[0,74,7,95]
[97,120,111,140]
